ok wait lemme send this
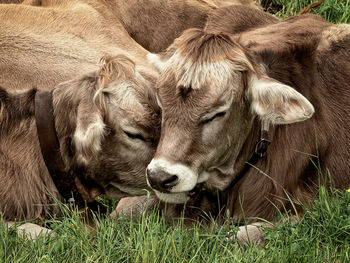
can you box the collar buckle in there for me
[254,138,271,157]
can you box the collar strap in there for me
[226,120,271,190]
[35,90,78,201]
[35,91,66,173]
[34,91,105,213]
[255,118,271,157]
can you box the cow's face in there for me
[146,29,314,203]
[97,68,160,198]
[55,55,160,199]
[96,77,160,198]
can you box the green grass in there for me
[1,187,350,262]
[271,0,350,23]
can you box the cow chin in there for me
[154,190,190,204]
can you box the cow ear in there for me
[249,76,314,124]
[73,55,135,165]
[73,90,106,166]
[73,84,105,165]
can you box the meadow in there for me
[1,187,349,262]
[1,0,350,262]
[270,0,350,23]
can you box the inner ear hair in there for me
[249,75,315,125]
[94,55,136,112]
[98,55,135,88]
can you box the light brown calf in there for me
[0,54,159,218]
[1,55,160,237]
[144,13,350,242]
[0,0,160,237]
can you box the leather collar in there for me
[226,121,271,191]
[35,91,65,174]
[34,90,79,201]
[34,90,106,214]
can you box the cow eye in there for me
[123,130,146,141]
[202,111,227,124]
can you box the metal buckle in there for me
[254,138,271,157]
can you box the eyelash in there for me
[123,131,146,141]
[202,111,227,124]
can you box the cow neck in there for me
[34,90,82,203]
[226,119,271,190]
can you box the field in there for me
[1,187,349,262]
[1,0,350,262]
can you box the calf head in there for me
[53,55,160,199]
[147,29,314,203]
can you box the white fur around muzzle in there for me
[147,159,198,193]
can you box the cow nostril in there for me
[146,168,179,192]
[162,175,178,189]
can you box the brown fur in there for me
[225,15,350,221]
[152,5,278,66]
[105,0,258,52]
[0,0,23,3]
[0,0,153,91]
[205,5,279,34]
[146,14,350,225]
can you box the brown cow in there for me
[143,14,350,243]
[1,55,160,237]
[16,0,258,53]
[0,0,160,237]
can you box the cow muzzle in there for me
[146,169,178,192]
[146,159,198,194]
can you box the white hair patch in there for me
[147,158,198,193]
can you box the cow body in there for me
[106,0,258,52]
[146,12,350,228]
[0,0,153,91]
[9,0,258,53]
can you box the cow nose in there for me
[146,169,179,192]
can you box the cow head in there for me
[146,29,314,203]
[53,55,160,199]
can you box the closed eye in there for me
[123,130,146,141]
[202,111,227,124]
